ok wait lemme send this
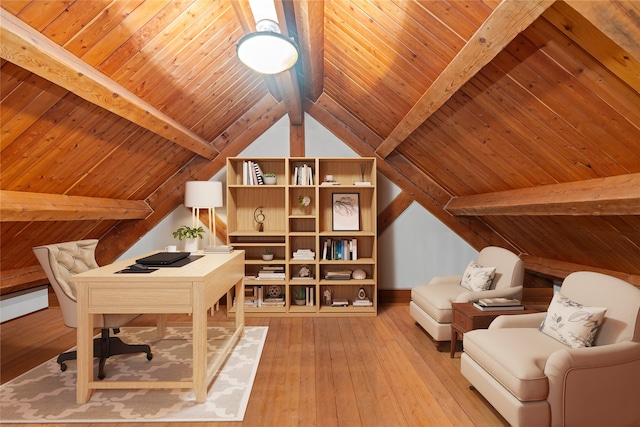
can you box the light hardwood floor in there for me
[1,304,508,426]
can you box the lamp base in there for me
[203,245,234,254]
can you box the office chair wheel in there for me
[147,353,153,361]
[60,362,67,372]
[98,372,105,380]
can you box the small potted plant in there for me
[172,225,205,252]
[294,286,306,305]
[263,173,277,185]
[262,247,274,261]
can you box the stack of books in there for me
[257,265,285,280]
[262,297,285,307]
[473,298,524,311]
[353,299,372,307]
[331,298,349,307]
[324,269,352,280]
[292,249,315,260]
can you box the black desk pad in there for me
[114,255,205,273]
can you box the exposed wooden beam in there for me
[378,191,414,235]
[274,0,304,125]
[564,0,640,62]
[0,267,48,295]
[290,123,305,157]
[294,0,325,102]
[446,173,640,216]
[375,0,556,158]
[544,1,640,93]
[0,190,152,222]
[0,9,218,160]
[524,255,640,287]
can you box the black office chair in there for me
[33,239,152,380]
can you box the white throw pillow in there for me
[539,292,607,348]
[460,261,496,291]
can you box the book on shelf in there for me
[262,297,285,307]
[306,286,315,306]
[477,298,522,307]
[292,249,315,260]
[242,160,266,185]
[331,298,349,307]
[320,181,341,186]
[322,238,358,261]
[293,164,314,185]
[352,299,372,307]
[473,302,525,312]
[325,269,352,280]
[257,274,286,279]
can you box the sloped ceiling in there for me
[1,0,639,292]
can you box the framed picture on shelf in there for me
[332,193,360,231]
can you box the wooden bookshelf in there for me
[226,157,377,317]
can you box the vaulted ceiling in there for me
[1,0,639,293]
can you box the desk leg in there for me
[156,314,167,338]
[76,285,93,404]
[192,283,207,403]
[236,278,245,337]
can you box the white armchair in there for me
[410,246,524,349]
[461,271,640,427]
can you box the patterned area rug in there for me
[0,326,267,423]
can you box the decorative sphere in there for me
[352,269,366,280]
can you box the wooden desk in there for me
[450,302,537,358]
[72,251,245,404]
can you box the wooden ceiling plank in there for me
[0,82,67,150]
[544,2,640,93]
[376,0,556,158]
[293,0,324,102]
[0,190,152,222]
[324,8,426,102]
[564,0,640,62]
[0,9,218,160]
[446,173,640,216]
[527,19,640,126]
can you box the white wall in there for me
[119,114,477,289]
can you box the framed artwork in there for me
[332,193,360,231]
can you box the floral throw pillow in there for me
[460,261,496,291]
[539,292,607,348]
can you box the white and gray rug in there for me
[0,326,267,423]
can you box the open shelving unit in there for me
[226,157,377,317]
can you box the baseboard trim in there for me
[379,289,411,305]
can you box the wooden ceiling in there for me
[1,0,639,292]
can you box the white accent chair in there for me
[33,239,152,380]
[461,271,640,427]
[410,246,524,350]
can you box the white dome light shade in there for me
[237,31,299,74]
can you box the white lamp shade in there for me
[237,31,299,75]
[184,181,223,208]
